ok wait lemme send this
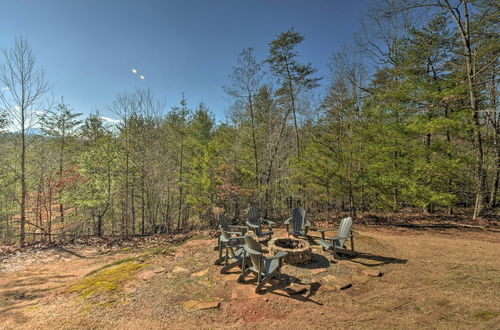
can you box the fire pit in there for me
[268,237,311,264]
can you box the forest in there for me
[0,0,498,244]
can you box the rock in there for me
[322,282,352,291]
[172,266,188,274]
[231,285,261,300]
[137,270,155,281]
[183,299,221,312]
[321,275,352,291]
[352,274,370,284]
[311,268,328,275]
[196,300,221,310]
[199,280,212,287]
[211,287,226,299]
[153,266,167,274]
[363,268,382,277]
[284,283,308,295]
[191,269,209,277]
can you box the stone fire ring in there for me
[268,237,312,265]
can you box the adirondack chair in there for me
[245,207,275,240]
[316,217,356,259]
[215,214,247,265]
[218,214,247,236]
[239,234,288,293]
[218,227,246,274]
[284,207,311,238]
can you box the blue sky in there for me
[0,0,371,122]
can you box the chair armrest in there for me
[221,235,245,243]
[228,225,247,230]
[226,231,243,235]
[283,217,291,225]
[315,228,337,232]
[262,219,276,226]
[265,251,287,260]
[245,221,259,229]
[332,235,353,240]
[244,245,262,255]
[312,228,338,240]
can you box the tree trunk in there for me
[20,120,26,244]
[442,0,487,220]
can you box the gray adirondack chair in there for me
[284,207,310,237]
[239,234,288,293]
[215,214,247,265]
[316,217,355,259]
[245,207,275,240]
[218,226,246,274]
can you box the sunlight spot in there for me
[139,75,145,80]
[131,69,137,74]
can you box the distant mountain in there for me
[4,128,45,136]
[26,128,44,135]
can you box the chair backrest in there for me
[218,214,229,231]
[244,234,262,271]
[337,217,353,247]
[291,207,306,232]
[246,207,260,226]
[218,214,231,240]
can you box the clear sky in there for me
[0,0,371,122]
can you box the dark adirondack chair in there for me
[245,207,275,240]
[316,217,356,259]
[218,214,247,236]
[215,214,247,265]
[218,227,246,274]
[239,234,288,293]
[284,207,310,238]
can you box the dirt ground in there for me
[0,225,499,330]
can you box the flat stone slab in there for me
[321,275,352,291]
[199,280,212,287]
[183,299,221,312]
[153,266,167,274]
[311,268,328,275]
[172,266,188,274]
[363,268,382,277]
[351,274,370,284]
[284,283,308,295]
[191,269,209,277]
[231,285,261,300]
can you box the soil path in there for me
[0,246,142,327]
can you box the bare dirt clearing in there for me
[0,226,499,329]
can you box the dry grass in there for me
[0,226,499,329]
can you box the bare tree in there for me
[0,37,49,244]
[225,48,264,189]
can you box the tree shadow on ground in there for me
[343,252,407,267]
[2,274,75,289]
[0,302,37,324]
[56,246,86,258]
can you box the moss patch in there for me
[68,261,146,298]
[85,256,149,277]
[147,245,175,256]
[474,311,500,322]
